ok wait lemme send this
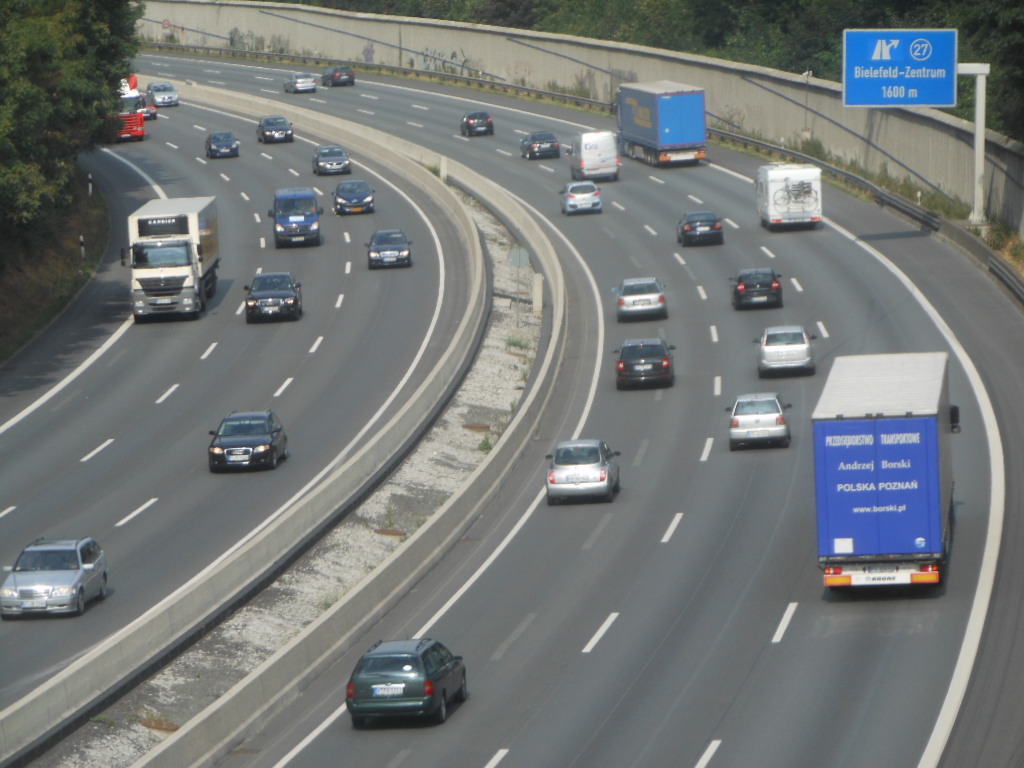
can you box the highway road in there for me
[10,50,1024,767]
[0,84,476,710]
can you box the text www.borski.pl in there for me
[853,504,908,514]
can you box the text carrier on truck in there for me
[812,352,960,588]
[122,197,220,321]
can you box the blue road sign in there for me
[843,29,957,108]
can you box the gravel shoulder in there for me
[32,191,542,767]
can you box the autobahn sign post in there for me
[843,29,958,108]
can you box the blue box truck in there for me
[615,81,707,166]
[812,352,959,587]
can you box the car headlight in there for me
[232,141,239,148]
[363,196,373,203]
[284,298,295,305]
[310,221,320,231]
[210,446,225,455]
[246,299,257,307]
[0,587,17,598]
[275,223,285,232]
[400,249,410,257]
[252,444,271,454]
[50,586,76,598]
[369,250,380,259]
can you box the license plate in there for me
[747,429,767,437]
[751,296,767,303]
[635,299,650,306]
[21,600,45,608]
[228,455,248,462]
[696,226,709,232]
[566,474,585,484]
[867,565,898,573]
[155,298,172,305]
[264,307,279,313]
[636,364,653,371]
[291,237,304,242]
[372,684,404,697]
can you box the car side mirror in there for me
[209,430,217,436]
[611,348,620,354]
[950,404,961,433]
[318,207,324,215]
[120,247,126,266]
[243,285,250,291]
[268,209,274,218]
[753,338,760,344]
[784,403,793,409]
[294,282,301,288]
[544,453,553,460]
[810,334,818,340]
[667,344,676,350]
[612,450,621,457]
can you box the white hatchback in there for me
[756,325,816,376]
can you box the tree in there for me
[0,0,141,255]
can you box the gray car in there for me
[545,439,621,504]
[312,145,352,175]
[145,81,179,107]
[560,181,603,215]
[613,277,667,320]
[727,392,792,450]
[756,325,816,376]
[1,538,108,619]
[284,73,317,93]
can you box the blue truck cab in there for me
[269,187,323,247]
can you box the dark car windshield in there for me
[219,418,271,437]
[276,198,318,215]
[15,550,77,571]
[337,181,369,195]
[211,132,234,142]
[251,275,292,292]
[530,132,557,142]
[319,147,347,157]
[373,232,407,246]
[735,399,781,415]
[150,83,173,92]
[765,331,804,345]
[742,271,774,283]
[687,212,717,223]
[263,118,288,128]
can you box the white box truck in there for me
[755,163,822,230]
[122,197,219,321]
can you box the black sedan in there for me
[334,180,375,214]
[256,115,294,143]
[244,272,302,323]
[205,130,240,158]
[460,111,494,136]
[520,131,560,159]
[677,211,724,246]
[312,145,352,175]
[208,410,288,471]
[322,65,355,86]
[366,229,412,269]
[731,268,784,309]
[613,337,676,389]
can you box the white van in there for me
[755,163,822,230]
[569,131,620,181]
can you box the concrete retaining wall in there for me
[139,0,1024,234]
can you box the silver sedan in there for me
[545,439,621,504]
[613,277,667,320]
[284,73,317,93]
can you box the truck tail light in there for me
[824,566,844,575]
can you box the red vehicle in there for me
[114,76,146,141]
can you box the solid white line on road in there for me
[80,439,114,463]
[116,498,158,527]
[582,613,620,653]
[274,378,293,398]
[700,437,714,462]
[156,383,179,404]
[661,512,684,543]
[772,602,799,643]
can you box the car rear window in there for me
[621,344,665,360]
[359,655,421,677]
[765,332,804,345]
[555,446,600,465]
[622,282,659,296]
[735,399,780,415]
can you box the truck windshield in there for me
[120,94,144,113]
[134,243,191,268]
[276,199,318,216]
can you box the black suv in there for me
[244,272,302,323]
[208,410,288,471]
[346,638,466,727]
[613,337,676,389]
[731,268,783,309]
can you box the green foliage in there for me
[0,0,141,252]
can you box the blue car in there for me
[205,131,240,158]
